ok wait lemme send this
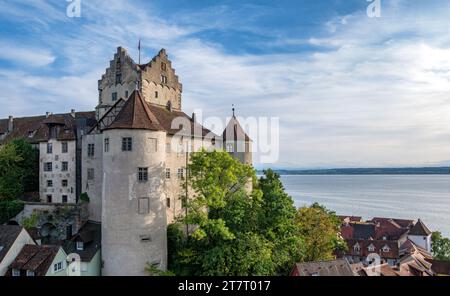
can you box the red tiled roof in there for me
[9,244,60,276]
[0,112,96,145]
[104,91,163,131]
[408,219,432,236]
[345,239,399,259]
[102,90,215,138]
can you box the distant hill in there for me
[259,167,450,175]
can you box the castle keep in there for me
[0,47,252,275]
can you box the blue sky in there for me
[1,0,450,168]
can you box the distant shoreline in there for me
[257,167,450,175]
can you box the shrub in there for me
[0,200,24,224]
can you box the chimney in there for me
[71,109,76,118]
[7,116,13,133]
[192,112,196,123]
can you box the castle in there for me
[0,47,252,275]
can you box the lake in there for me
[278,175,450,237]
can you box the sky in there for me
[1,0,450,169]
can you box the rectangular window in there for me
[61,142,68,153]
[181,196,188,208]
[47,180,53,187]
[62,195,68,203]
[226,143,234,153]
[112,92,118,101]
[104,138,109,153]
[44,162,52,172]
[166,198,171,208]
[116,73,122,84]
[87,144,95,157]
[62,180,68,187]
[165,168,170,179]
[138,197,149,215]
[138,167,148,182]
[62,162,68,172]
[12,269,20,276]
[122,137,132,151]
[26,270,35,276]
[76,242,84,251]
[87,168,94,181]
[177,168,184,180]
[54,262,63,272]
[47,195,52,203]
[155,91,159,98]
[47,143,53,154]
[161,75,168,84]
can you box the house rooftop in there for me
[0,225,23,262]
[292,259,354,276]
[9,244,60,276]
[408,219,432,236]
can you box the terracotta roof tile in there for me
[9,244,60,276]
[408,219,432,236]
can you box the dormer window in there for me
[382,245,391,253]
[367,244,375,252]
[28,130,34,138]
[353,243,360,252]
[76,241,84,251]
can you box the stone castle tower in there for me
[96,47,182,119]
[82,47,252,275]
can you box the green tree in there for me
[295,203,345,262]
[11,139,39,192]
[0,142,24,200]
[257,169,304,274]
[0,139,39,200]
[431,232,450,261]
[169,150,276,275]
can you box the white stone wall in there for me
[81,133,104,222]
[408,234,432,252]
[164,135,215,224]
[101,129,168,276]
[39,139,76,204]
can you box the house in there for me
[8,245,67,276]
[63,221,101,276]
[338,216,433,266]
[291,259,355,276]
[407,219,432,252]
[0,225,35,276]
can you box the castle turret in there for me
[101,90,168,275]
[223,108,252,165]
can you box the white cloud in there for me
[0,42,56,67]
[1,0,450,168]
